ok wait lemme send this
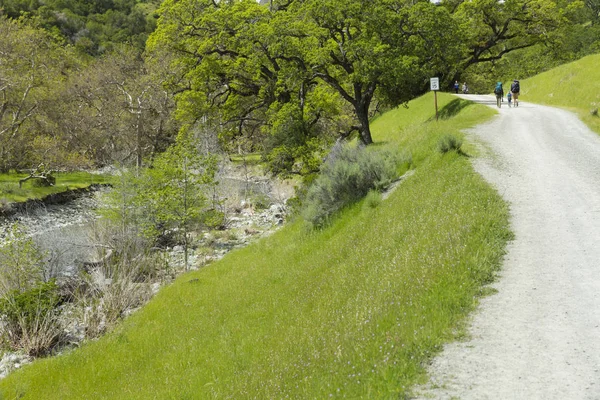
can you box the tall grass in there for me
[0,93,510,399]
[521,53,600,134]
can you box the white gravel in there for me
[415,95,600,399]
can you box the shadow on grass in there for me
[429,98,473,121]
[369,141,389,148]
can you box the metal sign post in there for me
[430,77,440,121]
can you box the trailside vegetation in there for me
[0,93,511,399]
[520,53,600,134]
[301,145,400,228]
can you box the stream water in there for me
[0,173,293,279]
[0,191,101,279]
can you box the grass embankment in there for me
[521,52,600,134]
[0,93,510,399]
[0,171,109,203]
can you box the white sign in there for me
[430,77,440,91]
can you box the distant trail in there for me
[416,95,600,399]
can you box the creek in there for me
[0,190,102,279]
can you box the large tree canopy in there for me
[148,0,461,167]
[447,0,564,69]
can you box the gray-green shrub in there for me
[301,145,398,227]
[437,134,463,154]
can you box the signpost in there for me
[430,77,439,121]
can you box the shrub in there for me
[301,145,398,227]
[250,192,271,210]
[0,224,45,295]
[31,175,56,187]
[0,280,63,356]
[77,269,152,339]
[437,134,463,154]
[201,209,226,230]
[363,190,382,209]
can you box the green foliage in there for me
[3,0,159,55]
[521,52,600,134]
[0,280,62,356]
[248,192,271,211]
[148,0,461,169]
[454,0,600,93]
[99,167,145,238]
[0,18,176,172]
[141,133,217,244]
[30,175,56,188]
[301,145,398,228]
[0,171,109,204]
[101,132,217,268]
[0,17,72,173]
[0,224,61,357]
[0,224,45,294]
[200,209,226,230]
[0,92,511,399]
[438,135,464,154]
[451,0,563,69]
[363,189,382,210]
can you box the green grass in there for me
[521,53,600,134]
[229,153,262,164]
[0,93,511,399]
[0,171,110,203]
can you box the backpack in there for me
[511,81,520,93]
[494,82,503,95]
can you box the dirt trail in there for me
[416,95,600,399]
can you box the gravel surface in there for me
[415,95,600,399]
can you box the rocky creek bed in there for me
[0,169,294,378]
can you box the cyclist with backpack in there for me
[510,79,520,107]
[494,82,504,108]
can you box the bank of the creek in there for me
[0,170,294,378]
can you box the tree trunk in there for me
[355,103,373,145]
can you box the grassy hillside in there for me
[0,93,510,399]
[521,53,600,134]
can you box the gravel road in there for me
[415,95,600,399]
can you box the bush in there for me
[437,134,463,154]
[201,209,226,230]
[75,267,153,339]
[250,192,271,210]
[31,175,56,187]
[301,145,398,227]
[363,190,382,209]
[0,223,45,295]
[0,280,63,356]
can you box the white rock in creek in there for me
[0,352,31,379]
